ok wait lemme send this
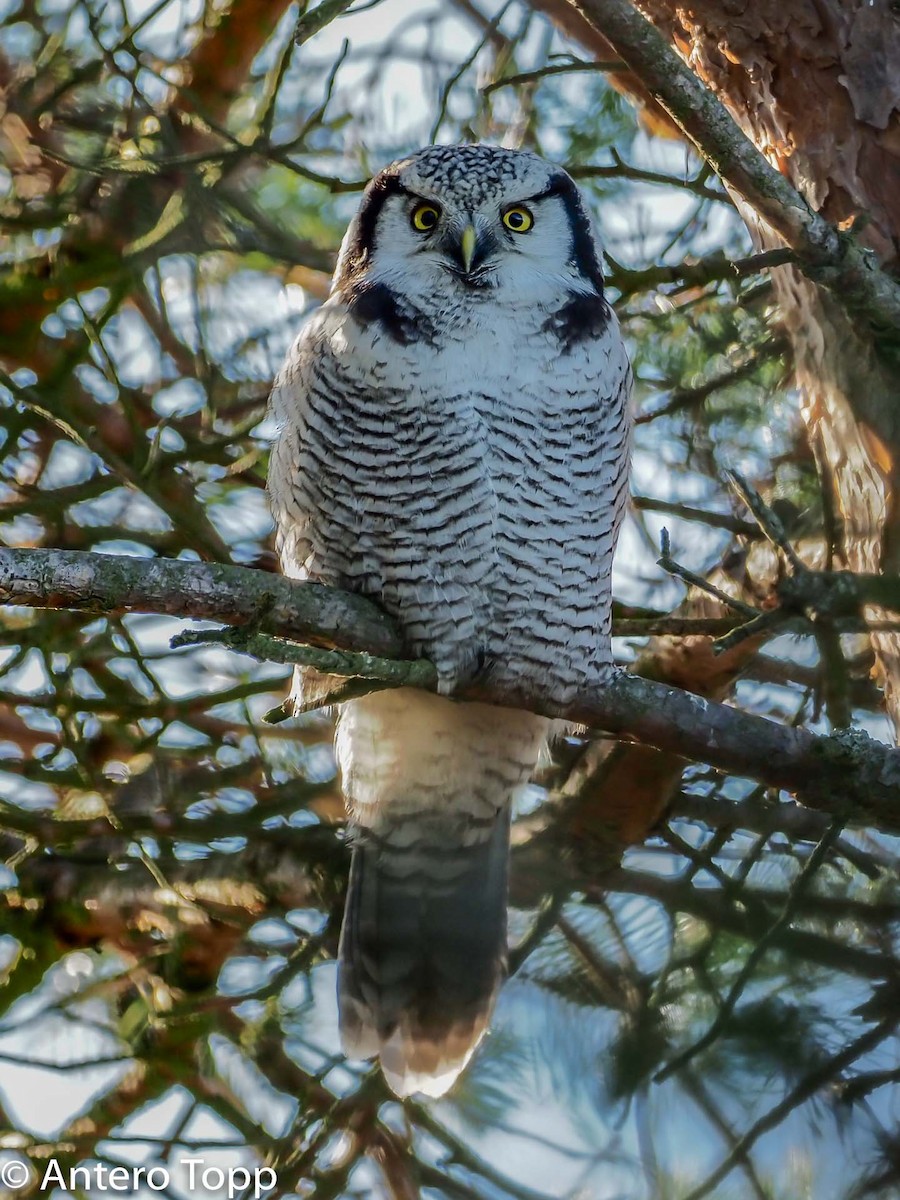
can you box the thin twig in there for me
[632,495,759,537]
[655,818,845,1082]
[657,528,758,617]
[294,0,358,46]
[679,1014,898,1200]
[170,625,438,691]
[572,153,730,205]
[711,608,788,656]
[727,469,805,572]
[430,1,513,143]
[481,58,622,95]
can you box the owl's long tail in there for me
[338,807,510,1097]
[334,689,548,1098]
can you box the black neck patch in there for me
[530,171,609,348]
[543,293,610,352]
[336,171,410,286]
[345,280,436,347]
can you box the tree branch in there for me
[481,58,623,95]
[569,0,900,334]
[607,248,794,299]
[2,549,900,831]
[551,677,900,830]
[0,547,402,657]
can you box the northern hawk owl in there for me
[269,144,632,1098]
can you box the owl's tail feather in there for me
[338,807,510,1098]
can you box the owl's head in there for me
[333,145,606,319]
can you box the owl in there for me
[268,144,631,1098]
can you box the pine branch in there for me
[0,547,402,657]
[570,0,900,336]
[2,548,900,831]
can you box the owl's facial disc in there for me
[405,198,500,284]
[334,146,607,318]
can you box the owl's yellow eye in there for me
[502,206,533,233]
[411,203,441,232]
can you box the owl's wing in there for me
[268,316,355,714]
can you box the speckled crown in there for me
[388,143,557,204]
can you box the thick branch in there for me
[533,678,899,830]
[2,549,899,831]
[0,547,402,657]
[569,0,900,333]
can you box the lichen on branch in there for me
[1,547,899,832]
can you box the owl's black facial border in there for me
[527,172,606,299]
[543,293,610,351]
[518,172,609,347]
[338,158,605,313]
[338,171,412,284]
[344,280,438,346]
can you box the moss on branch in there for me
[2,548,899,831]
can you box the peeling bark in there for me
[635,0,900,729]
[539,0,900,737]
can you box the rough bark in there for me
[541,0,900,735]
[2,548,900,831]
[637,0,900,732]
[0,547,403,657]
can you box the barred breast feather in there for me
[268,144,632,1097]
[269,294,631,700]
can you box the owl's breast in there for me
[287,321,501,688]
[272,298,630,697]
[474,316,632,698]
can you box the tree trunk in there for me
[543,0,900,735]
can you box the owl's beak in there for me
[445,222,495,283]
[460,224,477,274]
